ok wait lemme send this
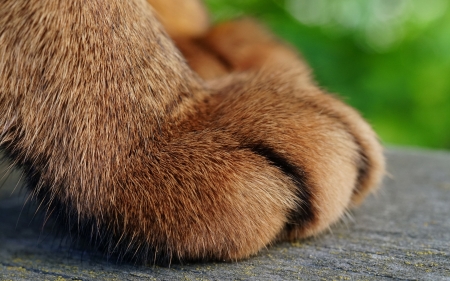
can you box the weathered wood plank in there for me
[1,148,449,280]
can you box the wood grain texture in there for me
[1,148,449,280]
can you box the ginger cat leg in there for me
[0,0,384,263]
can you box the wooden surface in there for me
[1,148,450,280]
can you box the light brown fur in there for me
[0,0,384,263]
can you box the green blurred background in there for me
[204,0,450,150]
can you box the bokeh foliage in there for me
[204,0,450,149]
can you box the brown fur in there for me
[0,0,385,263]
